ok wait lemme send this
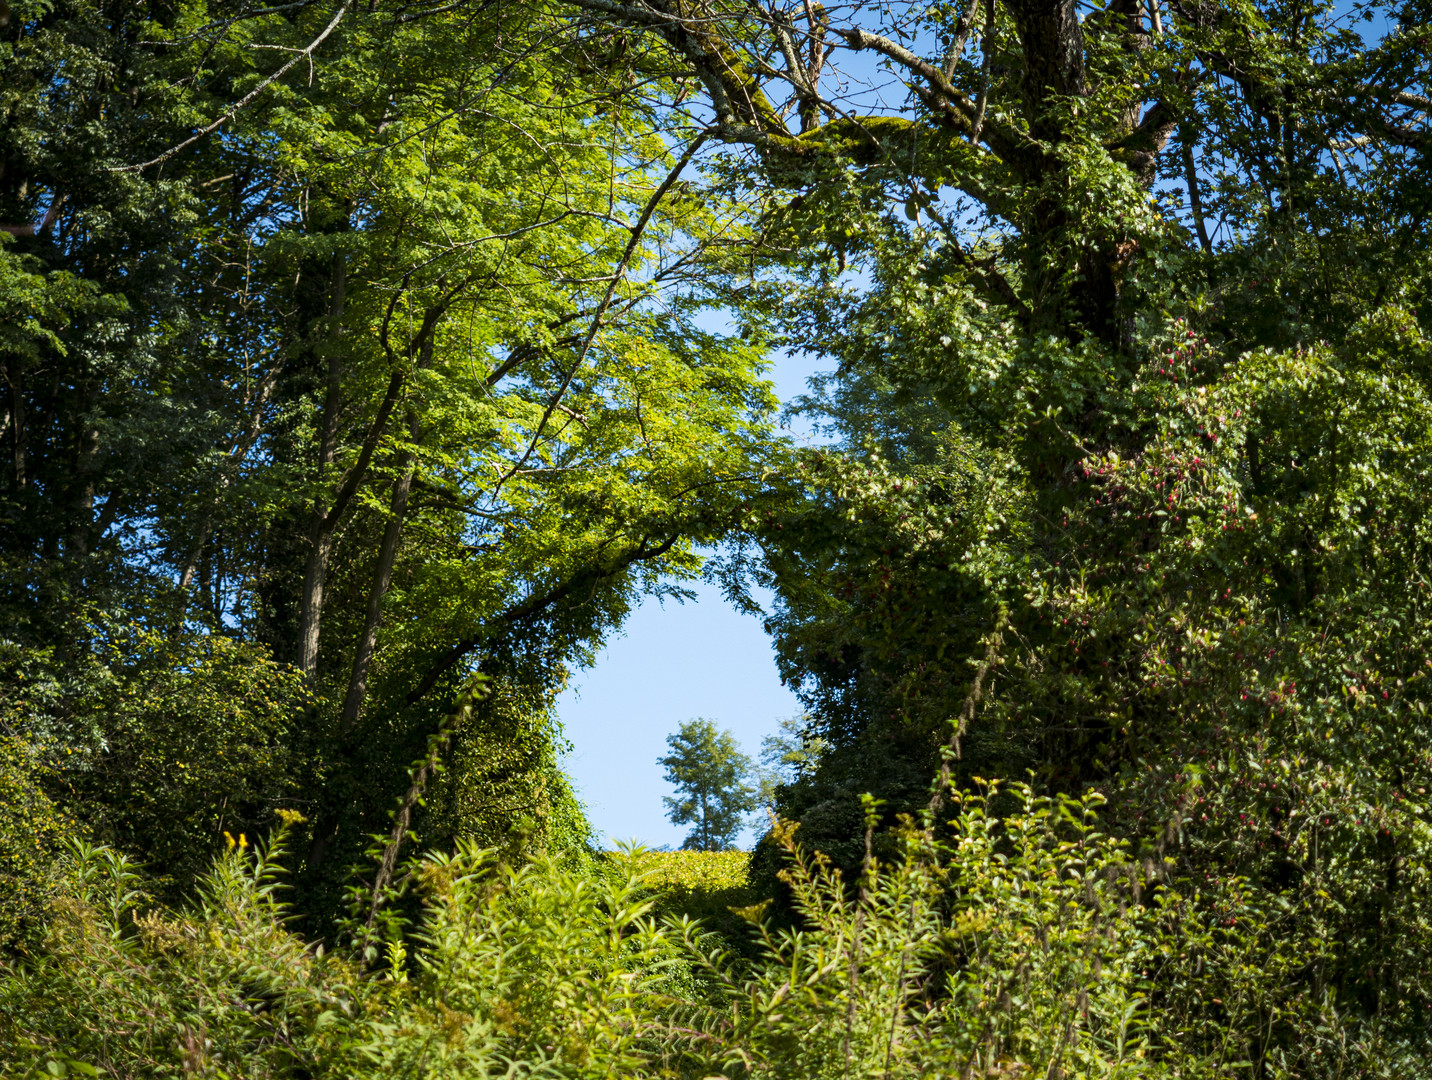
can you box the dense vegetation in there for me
[1,0,1429,1073]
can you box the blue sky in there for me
[554,577,799,849]
[556,347,827,850]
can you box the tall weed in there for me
[0,786,1404,1078]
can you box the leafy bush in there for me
[4,781,1414,1078]
[0,734,77,952]
[64,629,314,893]
[423,683,594,858]
[355,845,708,1076]
[0,821,353,1079]
[698,787,1175,1079]
[0,627,313,899]
[627,848,758,932]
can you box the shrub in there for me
[0,784,1414,1078]
[0,820,353,1079]
[628,848,758,929]
[0,734,78,952]
[0,628,313,899]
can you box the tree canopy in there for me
[660,717,758,850]
[0,0,774,908]
[572,0,1432,1056]
[0,0,1429,1072]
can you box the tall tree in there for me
[660,718,756,851]
[0,0,778,902]
[580,0,1432,1065]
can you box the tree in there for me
[755,713,828,810]
[583,0,1432,1065]
[0,0,778,912]
[659,719,756,851]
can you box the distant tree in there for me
[659,719,756,852]
[756,714,830,810]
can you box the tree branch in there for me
[404,532,682,707]
[112,0,352,173]
[489,131,709,502]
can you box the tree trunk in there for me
[339,442,417,738]
[295,250,347,679]
[307,439,419,871]
[296,526,335,679]
[65,417,99,562]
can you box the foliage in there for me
[755,713,830,810]
[0,628,312,899]
[0,820,357,1079]
[0,733,76,952]
[4,784,1416,1078]
[0,822,705,1078]
[0,0,775,903]
[660,718,758,851]
[70,629,315,894]
[425,681,593,857]
[356,845,706,1077]
[742,307,1432,1062]
[620,0,1432,1058]
[3,0,1430,1072]
[715,787,1177,1079]
[626,848,758,931]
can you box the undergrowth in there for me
[0,784,1415,1078]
